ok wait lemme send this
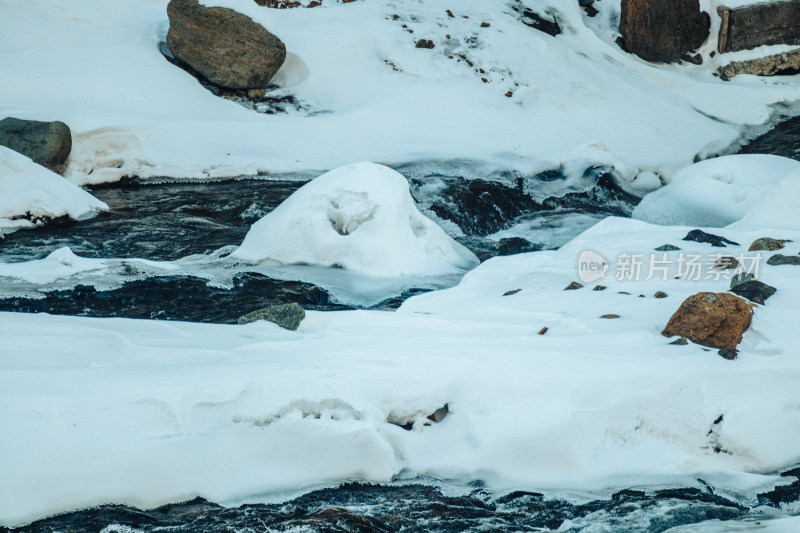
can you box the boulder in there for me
[237,302,305,330]
[718,48,800,80]
[619,0,710,63]
[0,117,72,174]
[662,292,753,350]
[767,254,800,266]
[729,280,776,305]
[749,237,791,252]
[166,0,286,90]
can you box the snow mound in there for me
[231,162,479,276]
[632,155,800,227]
[0,146,108,237]
[732,167,800,230]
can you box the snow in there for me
[632,155,800,227]
[1,0,799,186]
[2,0,800,528]
[231,162,479,276]
[0,146,108,237]
[3,212,800,526]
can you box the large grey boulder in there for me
[166,0,287,90]
[619,0,710,63]
[0,117,72,174]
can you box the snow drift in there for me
[0,146,108,237]
[632,154,800,227]
[231,162,479,276]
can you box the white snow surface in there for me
[633,155,800,227]
[3,212,800,526]
[232,162,478,276]
[0,0,799,186]
[0,147,108,237]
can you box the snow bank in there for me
[231,162,479,276]
[3,215,800,526]
[1,0,799,185]
[732,167,800,230]
[632,155,800,227]
[0,146,108,237]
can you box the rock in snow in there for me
[166,0,286,89]
[231,162,479,276]
[619,0,710,63]
[0,117,72,175]
[662,292,754,350]
[0,146,108,237]
[238,303,306,330]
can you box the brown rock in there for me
[749,237,791,252]
[564,281,584,291]
[718,48,800,80]
[662,292,753,350]
[415,39,435,49]
[619,0,710,62]
[167,0,286,90]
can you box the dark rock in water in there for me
[749,237,791,252]
[166,0,286,89]
[662,292,753,350]
[495,237,542,256]
[619,0,710,63]
[369,288,433,311]
[683,229,739,247]
[508,0,561,36]
[0,273,346,324]
[0,117,72,174]
[564,281,584,290]
[767,254,800,266]
[238,302,305,330]
[655,244,681,251]
[729,280,776,305]
[759,467,800,506]
[738,115,800,161]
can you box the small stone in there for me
[682,229,739,248]
[711,256,741,270]
[565,282,584,290]
[654,291,668,298]
[427,405,449,423]
[503,288,522,296]
[505,91,513,97]
[593,285,607,291]
[662,292,754,350]
[655,244,681,251]
[718,348,738,360]
[415,39,435,49]
[749,238,791,252]
[538,327,548,335]
[237,303,305,330]
[729,280,776,305]
[730,272,755,289]
[670,337,689,345]
[600,314,620,319]
[480,21,490,28]
[578,0,594,6]
[618,291,631,295]
[767,254,800,266]
[584,4,598,17]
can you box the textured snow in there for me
[0,147,108,237]
[0,0,798,186]
[232,162,479,276]
[633,155,800,227]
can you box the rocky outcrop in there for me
[0,117,72,174]
[166,0,286,90]
[619,0,710,63]
[718,49,800,80]
[662,292,753,350]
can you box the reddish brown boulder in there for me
[620,0,710,63]
[662,292,753,350]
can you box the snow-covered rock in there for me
[0,146,108,237]
[632,155,800,227]
[231,162,479,276]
